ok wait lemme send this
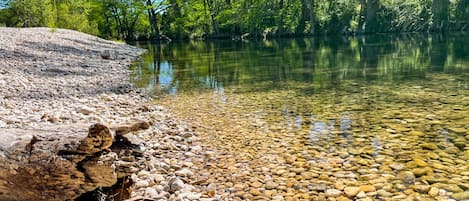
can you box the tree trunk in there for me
[460,0,469,30]
[128,14,140,41]
[204,0,219,35]
[432,0,449,32]
[0,124,114,201]
[309,0,315,34]
[147,0,160,38]
[203,0,212,34]
[358,0,380,34]
[111,6,124,39]
[430,34,448,71]
[298,0,314,34]
[0,123,148,201]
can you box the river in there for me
[131,33,469,200]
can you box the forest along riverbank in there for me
[0,28,205,201]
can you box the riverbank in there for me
[0,28,205,200]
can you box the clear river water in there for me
[131,33,469,201]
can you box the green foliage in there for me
[9,0,52,27]
[277,2,301,34]
[0,0,467,40]
[380,0,432,32]
[54,0,98,34]
[455,0,469,27]
[315,0,358,34]
[0,7,18,26]
[216,5,239,33]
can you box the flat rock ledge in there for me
[0,28,203,201]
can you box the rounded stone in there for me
[356,191,367,198]
[145,188,159,198]
[413,158,428,167]
[344,187,360,197]
[428,187,439,197]
[451,191,469,200]
[337,196,352,201]
[359,185,376,193]
[265,181,279,190]
[250,181,263,188]
[335,182,345,190]
[234,183,245,191]
[411,184,430,193]
[135,180,150,188]
[396,171,415,185]
[325,189,342,197]
[411,167,432,177]
[389,163,404,170]
[421,143,438,150]
[376,189,393,197]
[250,188,261,196]
[444,147,460,154]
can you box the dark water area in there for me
[131,33,468,96]
[131,33,469,200]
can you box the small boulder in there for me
[344,187,360,197]
[77,106,93,115]
[413,158,428,167]
[265,181,279,190]
[101,50,115,60]
[168,177,184,193]
[428,187,439,197]
[359,185,376,193]
[396,171,415,185]
[325,189,342,197]
[421,143,438,150]
[452,191,469,200]
[175,168,194,177]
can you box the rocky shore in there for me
[0,28,204,201]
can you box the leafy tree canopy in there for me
[0,0,467,40]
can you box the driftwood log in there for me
[0,123,147,201]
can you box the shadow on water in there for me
[131,33,469,97]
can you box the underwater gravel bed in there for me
[154,72,469,201]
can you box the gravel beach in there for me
[0,28,205,201]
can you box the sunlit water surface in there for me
[131,34,469,200]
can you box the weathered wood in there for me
[0,124,119,201]
[77,124,114,155]
[113,121,150,136]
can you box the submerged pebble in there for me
[131,39,469,200]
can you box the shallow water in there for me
[132,34,469,200]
